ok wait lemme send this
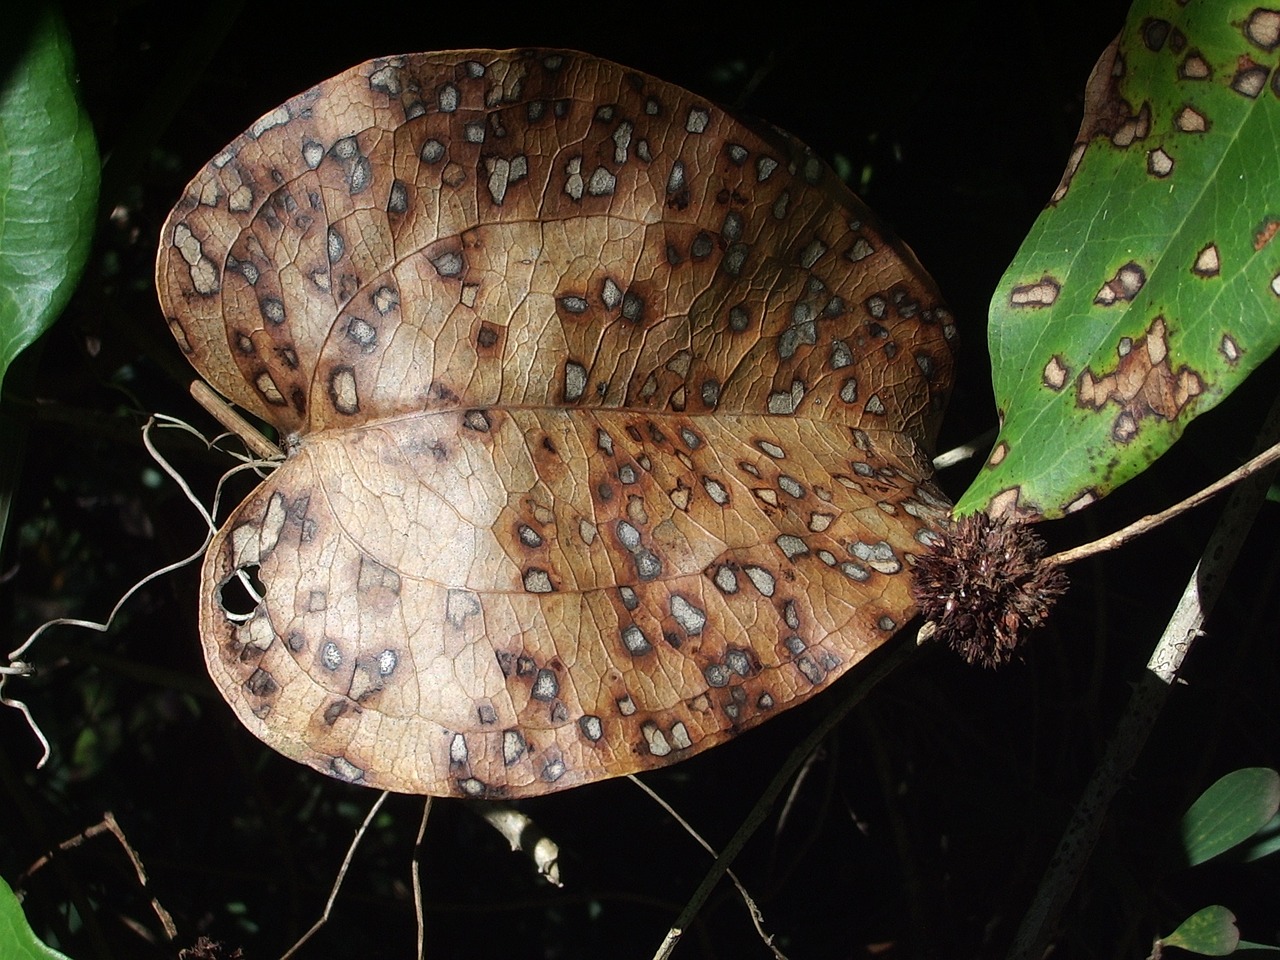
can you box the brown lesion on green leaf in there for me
[1147,147,1175,178]
[1245,10,1280,53]
[1094,261,1146,305]
[1042,355,1069,391]
[1065,489,1098,514]
[1193,243,1221,277]
[1253,216,1279,250]
[1009,277,1061,308]
[1179,50,1212,80]
[987,441,1009,467]
[1141,18,1171,51]
[986,486,1041,522]
[1230,57,1269,98]
[1174,105,1209,133]
[1109,102,1151,148]
[1075,316,1205,444]
[1050,36,1147,203]
[1052,144,1088,204]
[1220,334,1242,364]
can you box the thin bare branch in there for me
[1047,434,1280,568]
[932,426,999,471]
[412,798,432,960]
[278,791,389,960]
[629,777,787,960]
[20,812,177,941]
[648,638,915,960]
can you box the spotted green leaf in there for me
[1181,767,1280,866]
[0,5,99,392]
[0,876,73,960]
[955,1,1280,519]
[1160,905,1241,956]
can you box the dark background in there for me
[3,1,1279,957]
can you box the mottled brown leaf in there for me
[156,49,956,798]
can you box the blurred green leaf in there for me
[0,876,73,960]
[0,3,100,391]
[956,0,1280,518]
[1181,768,1280,867]
[1239,811,1280,862]
[1161,905,1240,955]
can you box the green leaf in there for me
[1181,768,1280,866]
[0,875,73,960]
[0,4,100,392]
[955,1,1280,519]
[1239,811,1280,862]
[1161,905,1240,955]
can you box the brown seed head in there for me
[910,513,1068,668]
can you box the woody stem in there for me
[1044,435,1280,568]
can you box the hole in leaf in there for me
[218,565,265,620]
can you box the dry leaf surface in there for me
[156,49,957,797]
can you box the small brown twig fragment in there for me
[21,812,178,941]
[179,937,244,959]
[190,381,282,462]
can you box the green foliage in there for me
[0,3,99,392]
[956,0,1280,519]
[0,876,72,960]
[1181,767,1280,867]
[1157,770,1280,956]
[1157,904,1280,956]
[1160,905,1242,956]
[1177,768,1280,870]
[1238,812,1280,862]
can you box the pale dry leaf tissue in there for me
[155,49,957,798]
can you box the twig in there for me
[1046,433,1280,568]
[629,775,787,960]
[279,791,389,960]
[932,426,999,471]
[412,798,432,960]
[1006,393,1280,960]
[650,638,916,959]
[470,802,562,887]
[774,745,824,841]
[190,381,282,461]
[20,812,178,941]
